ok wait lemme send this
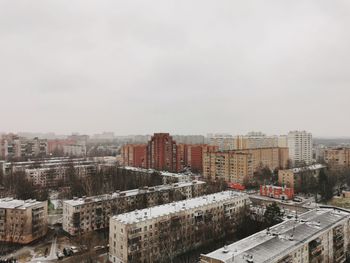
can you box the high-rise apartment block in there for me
[201,207,350,263]
[203,148,289,184]
[121,133,217,173]
[0,198,48,244]
[109,191,249,263]
[147,133,177,172]
[63,181,205,236]
[287,131,313,166]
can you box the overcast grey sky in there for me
[0,1,349,136]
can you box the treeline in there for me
[66,166,163,198]
[169,203,283,263]
[1,166,163,200]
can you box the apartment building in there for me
[109,191,250,263]
[203,148,288,184]
[0,198,48,244]
[238,147,289,170]
[63,181,206,236]
[260,185,294,200]
[207,134,236,150]
[122,166,192,184]
[121,133,217,173]
[287,131,313,166]
[278,164,326,189]
[25,164,96,187]
[0,134,48,160]
[203,151,253,184]
[121,144,148,168]
[63,144,86,157]
[324,148,350,168]
[176,144,218,173]
[201,207,350,263]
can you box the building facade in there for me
[203,151,253,184]
[201,207,350,263]
[121,144,148,168]
[63,181,206,236]
[287,131,313,166]
[324,148,350,168]
[121,133,217,173]
[278,164,326,189]
[147,133,177,172]
[0,198,48,244]
[260,185,294,200]
[109,191,250,263]
[203,148,289,184]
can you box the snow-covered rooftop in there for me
[284,164,326,174]
[64,180,206,207]
[122,166,191,178]
[112,191,248,225]
[203,207,350,263]
[0,198,44,209]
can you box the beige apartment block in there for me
[201,207,350,263]
[238,147,289,170]
[324,148,350,168]
[109,191,250,263]
[0,198,48,244]
[63,181,205,236]
[203,151,253,184]
[203,148,288,184]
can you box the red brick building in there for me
[47,139,77,155]
[147,133,177,172]
[121,133,217,173]
[260,185,294,200]
[121,144,148,168]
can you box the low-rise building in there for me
[0,198,48,244]
[201,207,350,263]
[63,181,206,236]
[24,164,96,187]
[278,164,326,189]
[109,191,250,263]
[260,185,294,200]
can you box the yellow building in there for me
[203,148,289,184]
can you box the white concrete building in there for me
[109,191,250,263]
[63,181,206,236]
[201,206,350,263]
[287,131,313,166]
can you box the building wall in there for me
[147,133,177,172]
[287,131,313,166]
[121,144,148,168]
[0,200,48,244]
[203,148,288,184]
[203,151,253,184]
[109,193,249,263]
[260,185,294,200]
[324,148,350,168]
[63,181,205,236]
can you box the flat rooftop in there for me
[203,207,350,263]
[64,180,206,207]
[112,191,248,225]
[123,166,191,178]
[282,164,326,174]
[0,198,44,209]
